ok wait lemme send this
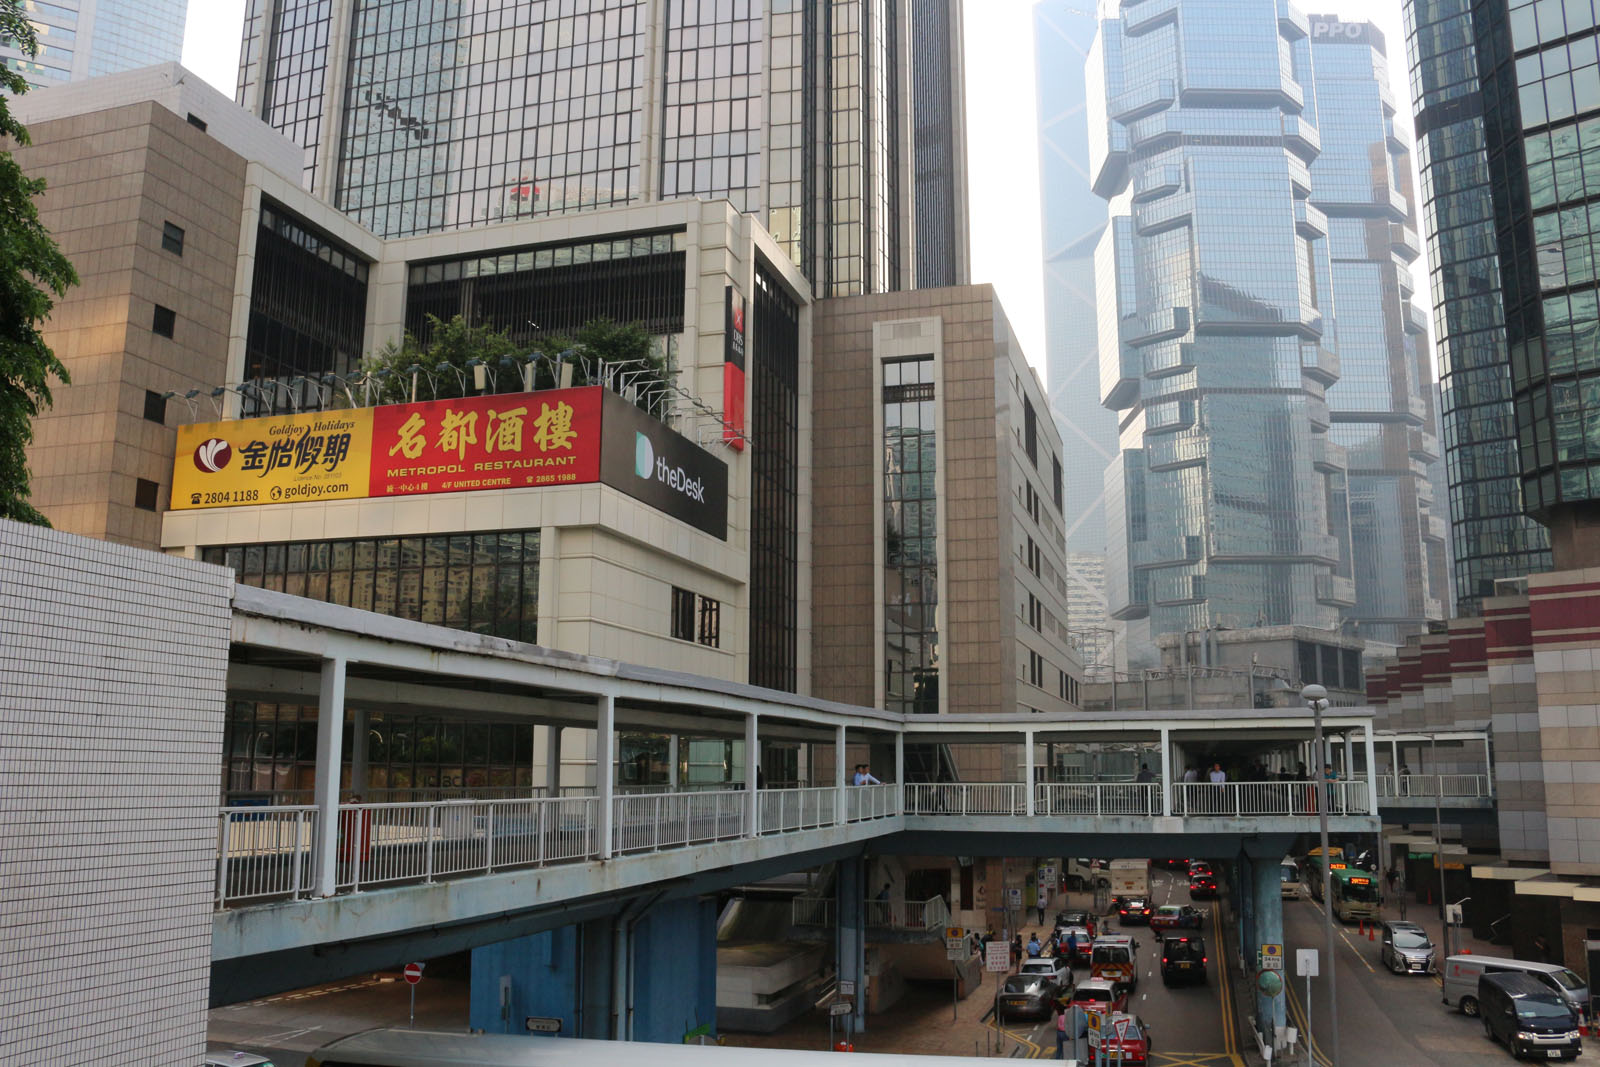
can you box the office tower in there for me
[1088,0,1346,656]
[1306,16,1447,645]
[1470,0,1600,568]
[1,0,189,88]
[1402,0,1551,613]
[236,0,969,297]
[1036,0,1121,668]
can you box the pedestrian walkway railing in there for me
[1376,774,1492,799]
[1035,782,1160,816]
[216,805,319,904]
[847,783,898,822]
[759,786,838,833]
[612,790,747,855]
[792,895,833,928]
[1172,780,1371,816]
[904,782,1025,815]
[864,895,949,930]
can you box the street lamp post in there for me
[1302,683,1341,1066]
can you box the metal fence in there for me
[759,787,838,833]
[847,784,898,822]
[612,790,747,855]
[1035,782,1161,817]
[216,805,318,904]
[1377,774,1492,799]
[1172,780,1371,816]
[904,783,1025,815]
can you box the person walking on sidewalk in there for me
[1055,998,1070,1060]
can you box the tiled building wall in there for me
[1527,571,1600,874]
[1484,594,1546,861]
[19,101,246,547]
[0,520,232,1064]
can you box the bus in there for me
[1308,866,1381,922]
[307,1030,1008,1066]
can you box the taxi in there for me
[1090,1011,1152,1066]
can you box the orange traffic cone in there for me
[1462,947,1471,954]
[1358,918,1366,935]
[1368,924,1376,941]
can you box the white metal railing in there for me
[904,782,1025,816]
[847,783,898,822]
[759,786,838,833]
[1035,782,1161,816]
[864,894,949,930]
[216,805,318,904]
[612,789,747,855]
[1172,780,1371,817]
[1377,774,1492,799]
[792,895,833,927]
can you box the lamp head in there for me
[1300,683,1327,704]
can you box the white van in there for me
[1441,954,1590,1018]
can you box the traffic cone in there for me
[1462,947,1471,954]
[1368,924,1376,942]
[1358,918,1366,935]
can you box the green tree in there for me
[0,2,78,525]
[358,314,668,409]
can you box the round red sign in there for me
[404,963,423,985]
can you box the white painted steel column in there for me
[744,713,759,838]
[598,694,615,859]
[1160,727,1172,816]
[668,734,680,790]
[1364,728,1379,814]
[894,731,905,814]
[1483,735,1495,797]
[1391,738,1400,794]
[546,725,563,796]
[1344,734,1355,777]
[1024,729,1036,817]
[314,657,347,897]
[835,725,847,826]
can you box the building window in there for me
[221,700,535,802]
[670,586,720,648]
[749,264,800,691]
[202,530,541,643]
[698,596,721,648]
[1026,537,1041,577]
[186,112,208,132]
[143,389,166,424]
[161,221,185,256]
[671,587,696,641]
[151,304,176,338]
[884,355,939,715]
[134,478,159,511]
[1027,649,1044,688]
[1027,593,1042,631]
[1024,399,1038,467]
[1052,456,1064,512]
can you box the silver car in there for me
[1379,921,1435,975]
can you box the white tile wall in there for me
[0,520,232,1065]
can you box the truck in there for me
[1108,859,1149,901]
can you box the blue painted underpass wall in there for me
[631,897,718,1043]
[470,919,614,1039]
[1251,856,1287,1036]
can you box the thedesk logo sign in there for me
[636,432,706,503]
[601,390,727,539]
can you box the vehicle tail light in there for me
[1203,957,1208,964]
[1162,957,1168,964]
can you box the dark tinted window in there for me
[152,304,176,338]
[143,389,166,424]
[1164,938,1204,960]
[134,478,159,511]
[161,221,185,255]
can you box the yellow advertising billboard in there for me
[171,409,373,509]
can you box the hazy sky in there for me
[180,0,1421,375]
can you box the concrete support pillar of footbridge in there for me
[837,853,867,1034]
[835,724,847,826]
[1237,853,1256,971]
[1024,729,1036,817]
[1250,850,1288,1045]
[744,712,758,837]
[546,724,563,795]
[597,693,615,859]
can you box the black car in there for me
[1479,971,1583,1060]
[1160,935,1208,986]
[1117,897,1154,924]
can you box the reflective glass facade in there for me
[240,0,966,296]
[1404,0,1551,612]
[1035,1,1122,660]
[749,264,801,692]
[1308,19,1449,644]
[2,0,187,88]
[1089,0,1345,655]
[1473,0,1600,536]
[883,357,938,714]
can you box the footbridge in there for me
[214,587,1382,1009]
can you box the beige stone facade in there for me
[810,285,1083,749]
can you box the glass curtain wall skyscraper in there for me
[1036,0,1122,672]
[1,0,189,88]
[237,0,969,297]
[1403,0,1551,613]
[1306,16,1448,645]
[1088,0,1349,657]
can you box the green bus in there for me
[1309,865,1381,922]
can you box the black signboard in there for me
[599,389,729,540]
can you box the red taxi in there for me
[1090,1012,1152,1065]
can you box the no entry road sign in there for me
[404,962,424,985]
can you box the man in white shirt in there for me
[860,765,883,786]
[1208,763,1227,784]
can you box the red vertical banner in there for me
[723,285,747,450]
